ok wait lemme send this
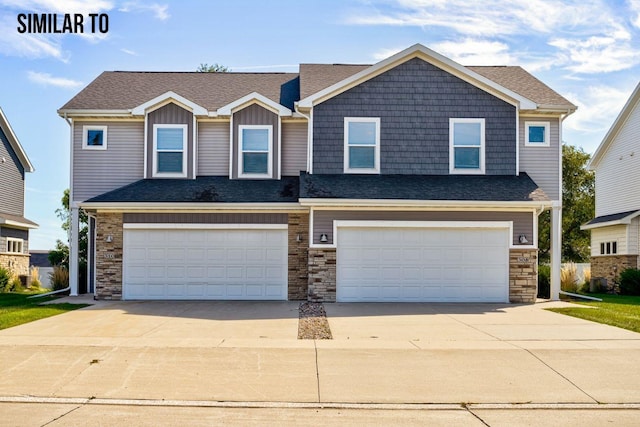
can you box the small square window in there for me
[525,122,550,147]
[82,125,107,150]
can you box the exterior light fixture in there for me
[518,234,529,244]
[296,234,303,243]
[105,234,113,243]
[320,233,329,243]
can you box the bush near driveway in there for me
[0,292,89,330]
[547,294,640,333]
[619,268,640,296]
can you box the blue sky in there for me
[1,0,639,250]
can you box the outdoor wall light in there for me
[105,234,113,243]
[296,234,303,243]
[518,234,529,244]
[320,233,329,243]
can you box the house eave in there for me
[78,202,306,212]
[0,107,35,173]
[581,210,640,230]
[0,219,39,229]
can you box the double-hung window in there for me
[450,118,485,174]
[344,117,380,173]
[525,122,550,147]
[154,124,187,177]
[239,125,272,178]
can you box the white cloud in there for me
[121,48,137,56]
[119,2,170,20]
[563,84,633,134]
[549,35,640,73]
[431,39,515,65]
[629,0,640,28]
[0,16,67,61]
[27,71,83,88]
[0,0,113,14]
[371,47,405,61]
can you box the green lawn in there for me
[0,292,89,330]
[547,294,640,333]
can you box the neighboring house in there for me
[29,250,54,289]
[581,82,640,286]
[0,107,38,277]
[59,44,575,303]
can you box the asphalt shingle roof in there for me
[584,209,640,226]
[300,173,549,202]
[0,211,38,227]
[85,176,300,203]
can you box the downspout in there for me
[294,103,312,173]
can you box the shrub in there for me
[9,274,23,292]
[49,266,69,291]
[561,262,579,293]
[29,266,42,289]
[537,264,550,298]
[579,267,592,293]
[619,268,640,296]
[0,267,11,292]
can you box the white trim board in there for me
[123,223,288,230]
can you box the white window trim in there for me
[344,117,380,174]
[82,125,107,150]
[153,124,188,178]
[524,121,550,147]
[6,237,23,254]
[238,124,273,178]
[449,118,485,175]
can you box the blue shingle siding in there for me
[312,58,516,175]
[0,127,25,216]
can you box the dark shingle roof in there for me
[584,209,640,226]
[85,176,300,203]
[300,173,549,202]
[60,72,300,111]
[299,64,369,99]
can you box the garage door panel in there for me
[337,226,509,303]
[124,228,287,300]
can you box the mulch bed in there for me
[298,302,333,339]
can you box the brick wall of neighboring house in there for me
[308,248,336,302]
[95,212,123,300]
[509,248,538,303]
[591,255,640,288]
[0,253,29,276]
[288,212,309,300]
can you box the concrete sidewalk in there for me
[0,300,639,425]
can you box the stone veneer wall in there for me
[509,248,538,303]
[591,255,640,288]
[95,212,123,300]
[288,213,309,300]
[0,253,30,276]
[308,248,336,302]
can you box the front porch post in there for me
[69,207,79,296]
[550,203,562,300]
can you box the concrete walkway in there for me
[0,299,639,425]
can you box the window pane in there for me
[157,152,183,173]
[349,146,375,169]
[87,130,103,146]
[242,128,269,151]
[528,126,545,143]
[454,147,480,169]
[348,122,376,145]
[243,152,269,174]
[157,128,184,150]
[453,122,481,146]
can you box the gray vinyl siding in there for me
[313,58,517,175]
[0,226,29,254]
[312,210,533,246]
[123,213,288,224]
[0,127,25,216]
[146,103,194,179]
[519,117,560,200]
[281,122,307,176]
[197,122,230,176]
[232,104,279,179]
[72,121,144,202]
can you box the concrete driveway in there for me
[1,299,639,426]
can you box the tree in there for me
[196,63,230,72]
[538,144,595,262]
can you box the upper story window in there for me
[600,241,617,255]
[239,125,272,178]
[153,124,187,178]
[450,118,485,174]
[6,238,23,254]
[525,122,550,147]
[82,125,107,150]
[344,117,380,174]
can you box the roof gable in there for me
[217,92,292,116]
[131,91,208,116]
[297,44,538,110]
[0,107,34,173]
[589,81,640,170]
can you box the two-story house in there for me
[0,107,37,276]
[59,44,575,303]
[582,81,640,286]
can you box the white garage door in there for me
[123,227,288,300]
[337,224,510,302]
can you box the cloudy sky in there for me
[0,0,639,249]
